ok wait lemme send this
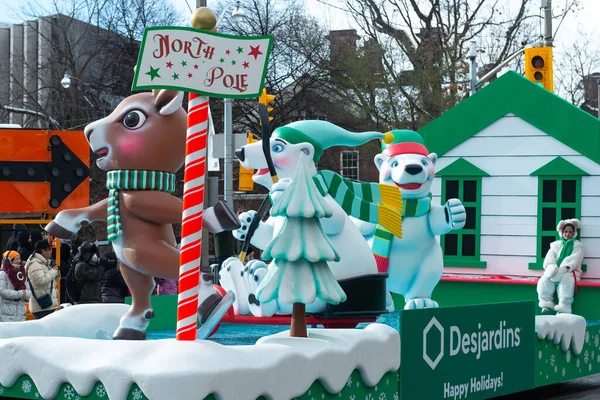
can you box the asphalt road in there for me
[496,374,600,399]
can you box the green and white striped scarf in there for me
[372,194,432,272]
[105,170,177,242]
[269,169,404,238]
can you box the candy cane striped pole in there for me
[176,92,209,341]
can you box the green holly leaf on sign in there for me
[145,66,161,81]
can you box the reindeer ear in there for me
[155,90,184,116]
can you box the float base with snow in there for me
[0,305,399,400]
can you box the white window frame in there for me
[340,150,360,181]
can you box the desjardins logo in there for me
[423,317,522,370]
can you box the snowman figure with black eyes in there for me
[354,130,466,310]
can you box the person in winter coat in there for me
[75,242,105,303]
[26,240,59,319]
[5,224,28,252]
[0,251,30,322]
[537,219,585,314]
[100,252,128,303]
[17,231,32,263]
[156,278,178,295]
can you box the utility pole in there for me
[543,0,553,47]
[196,0,206,7]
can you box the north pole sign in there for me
[132,27,273,98]
[0,129,90,213]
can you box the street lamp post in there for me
[217,1,245,208]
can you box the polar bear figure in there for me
[222,120,403,317]
[537,219,584,314]
[356,130,466,310]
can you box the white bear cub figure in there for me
[537,219,584,314]
[357,130,466,310]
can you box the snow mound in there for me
[0,303,128,339]
[535,314,586,355]
[0,323,399,400]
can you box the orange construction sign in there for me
[0,129,90,214]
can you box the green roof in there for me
[530,156,589,176]
[418,71,600,164]
[437,157,489,177]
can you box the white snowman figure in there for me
[355,130,466,310]
[537,219,584,314]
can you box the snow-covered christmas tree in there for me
[256,153,347,337]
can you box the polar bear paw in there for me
[242,260,278,317]
[219,257,250,315]
[233,210,258,241]
[445,199,466,230]
[404,298,439,310]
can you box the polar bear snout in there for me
[405,164,424,175]
[235,147,245,162]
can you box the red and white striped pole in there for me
[176,92,209,341]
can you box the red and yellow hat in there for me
[381,130,429,157]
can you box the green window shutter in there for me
[439,158,487,268]
[529,157,587,271]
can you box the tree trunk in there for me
[290,302,308,338]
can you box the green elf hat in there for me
[381,130,429,157]
[273,120,394,162]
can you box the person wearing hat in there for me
[0,250,31,322]
[537,219,584,314]
[16,231,33,263]
[74,242,105,303]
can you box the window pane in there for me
[542,180,557,203]
[542,235,556,258]
[562,180,576,203]
[464,207,476,229]
[562,208,576,220]
[463,180,477,202]
[444,234,458,256]
[462,234,476,256]
[542,208,556,231]
[446,180,459,200]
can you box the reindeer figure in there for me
[46,90,236,340]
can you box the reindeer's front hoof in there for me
[112,308,155,340]
[112,327,147,340]
[45,221,75,239]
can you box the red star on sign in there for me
[225,49,231,55]
[248,45,263,60]
[194,64,199,69]
[188,73,193,78]
[166,61,173,68]
[242,61,250,69]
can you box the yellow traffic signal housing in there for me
[258,88,275,122]
[238,133,258,191]
[524,46,553,92]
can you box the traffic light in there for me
[238,133,258,191]
[524,46,553,92]
[258,88,275,123]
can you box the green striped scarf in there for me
[269,170,403,238]
[105,170,176,242]
[372,193,432,272]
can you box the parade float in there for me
[2,5,600,400]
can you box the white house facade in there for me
[419,71,600,279]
